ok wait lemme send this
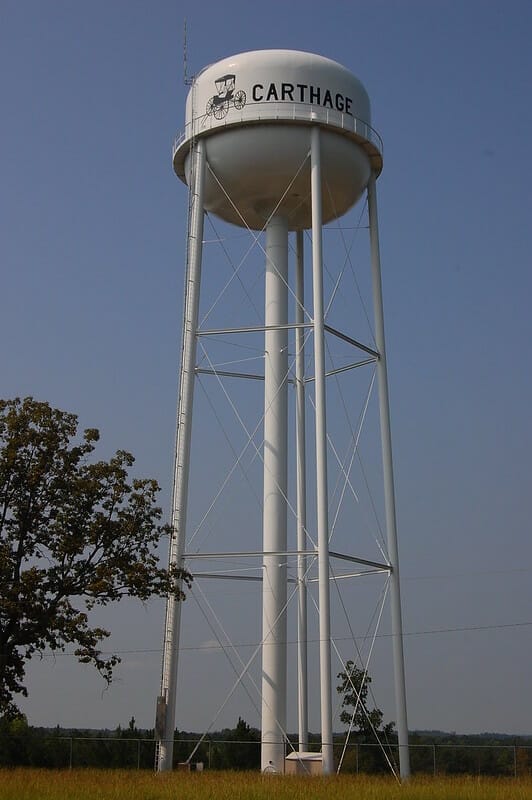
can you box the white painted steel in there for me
[367,172,411,780]
[185,50,372,132]
[310,127,334,776]
[295,230,309,752]
[174,49,376,230]
[183,127,370,230]
[157,140,206,772]
[161,48,410,780]
[261,215,289,773]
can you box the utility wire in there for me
[33,620,532,659]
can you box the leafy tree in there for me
[0,397,190,717]
[231,717,260,770]
[211,717,260,770]
[336,660,395,738]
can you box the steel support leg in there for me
[367,171,410,780]
[311,126,334,776]
[295,230,309,753]
[157,139,206,772]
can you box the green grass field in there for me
[0,770,531,800]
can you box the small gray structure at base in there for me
[285,752,323,775]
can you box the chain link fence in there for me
[0,735,531,777]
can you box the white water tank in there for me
[173,49,382,230]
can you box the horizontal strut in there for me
[184,549,317,560]
[197,323,312,337]
[184,549,390,571]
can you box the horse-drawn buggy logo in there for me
[206,74,246,119]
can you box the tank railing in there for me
[172,102,383,160]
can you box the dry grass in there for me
[0,770,531,800]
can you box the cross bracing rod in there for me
[196,360,376,384]
[192,570,386,582]
[183,550,389,571]
[195,367,265,381]
[304,358,377,383]
[196,323,378,360]
[323,324,380,359]
[192,565,388,581]
[306,569,388,582]
[328,550,391,571]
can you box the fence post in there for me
[69,737,73,770]
[208,740,212,769]
[356,743,359,774]
[433,744,436,776]
[514,745,517,778]
[137,739,141,770]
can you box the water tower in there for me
[156,49,410,778]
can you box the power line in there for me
[34,620,532,659]
[403,567,532,582]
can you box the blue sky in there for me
[1,0,531,736]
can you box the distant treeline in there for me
[0,715,531,776]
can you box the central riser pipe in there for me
[261,215,289,772]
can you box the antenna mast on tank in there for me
[183,19,193,86]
